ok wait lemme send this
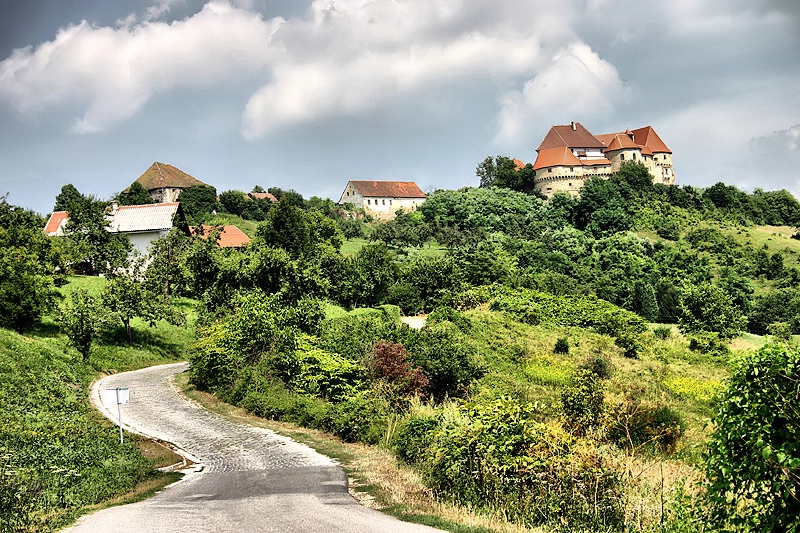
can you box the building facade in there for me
[338,180,426,220]
[531,122,675,198]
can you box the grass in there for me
[340,237,448,258]
[0,278,199,532]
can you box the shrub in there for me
[368,341,429,403]
[404,322,483,402]
[606,391,685,452]
[653,325,672,340]
[425,398,624,530]
[392,415,440,465]
[554,337,570,354]
[688,331,730,357]
[579,354,614,379]
[561,369,604,436]
[703,343,800,531]
[767,321,792,341]
[427,306,472,332]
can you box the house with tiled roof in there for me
[45,202,182,255]
[131,162,210,203]
[190,225,251,248]
[43,211,69,236]
[338,180,426,220]
[529,122,675,197]
[249,192,278,203]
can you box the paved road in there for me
[65,362,441,533]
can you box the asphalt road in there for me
[64,362,442,533]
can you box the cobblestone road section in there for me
[64,362,441,533]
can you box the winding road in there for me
[64,362,441,532]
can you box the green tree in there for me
[476,155,538,194]
[703,343,800,531]
[178,185,218,224]
[103,271,186,345]
[145,228,193,297]
[0,197,59,331]
[632,280,659,322]
[63,193,131,274]
[53,183,83,212]
[117,182,154,206]
[678,282,747,339]
[267,187,304,207]
[573,177,631,237]
[334,242,397,308]
[58,289,110,361]
[256,199,343,258]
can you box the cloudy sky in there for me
[1,0,799,215]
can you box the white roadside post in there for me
[103,387,130,444]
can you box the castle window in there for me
[382,199,385,205]
[569,183,572,187]
[570,167,574,172]
[548,168,552,173]
[633,153,637,160]
[367,199,371,205]
[620,153,625,161]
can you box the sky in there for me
[1,0,799,215]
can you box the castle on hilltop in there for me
[528,122,675,198]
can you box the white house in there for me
[338,180,426,220]
[45,202,181,255]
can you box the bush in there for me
[425,398,624,530]
[767,321,792,341]
[554,337,570,354]
[392,415,439,465]
[579,354,614,379]
[688,331,730,357]
[703,343,800,531]
[653,325,672,340]
[427,306,472,332]
[368,341,428,404]
[561,369,604,436]
[606,391,685,452]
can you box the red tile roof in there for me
[250,192,278,202]
[533,147,612,171]
[191,225,251,248]
[598,132,641,152]
[533,147,583,170]
[537,122,606,151]
[43,211,68,235]
[349,180,426,199]
[134,162,209,191]
[512,158,526,170]
[630,126,672,154]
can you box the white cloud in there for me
[241,0,578,138]
[0,1,279,133]
[493,42,626,149]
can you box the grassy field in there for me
[0,276,197,532]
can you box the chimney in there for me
[571,121,576,131]
[110,200,119,213]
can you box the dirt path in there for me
[64,362,441,533]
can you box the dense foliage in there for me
[703,343,800,532]
[0,197,60,332]
[5,161,800,531]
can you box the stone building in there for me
[131,162,210,203]
[531,122,675,197]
